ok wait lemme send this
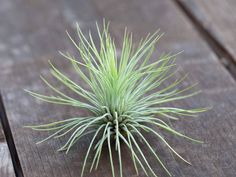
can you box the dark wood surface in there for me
[176,0,236,76]
[0,0,236,176]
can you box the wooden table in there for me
[0,0,236,176]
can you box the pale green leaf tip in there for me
[24,20,209,177]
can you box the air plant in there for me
[25,21,207,177]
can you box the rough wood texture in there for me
[0,124,15,177]
[0,143,15,177]
[0,126,4,141]
[175,0,236,76]
[0,0,236,176]
[1,91,15,177]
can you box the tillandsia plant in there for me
[25,21,207,177]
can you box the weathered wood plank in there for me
[0,0,236,177]
[0,142,15,177]
[93,1,236,177]
[0,126,4,141]
[0,0,112,176]
[1,84,15,177]
[0,124,15,177]
[175,0,236,76]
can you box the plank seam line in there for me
[0,93,24,177]
[173,0,236,80]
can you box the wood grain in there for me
[0,125,4,141]
[0,142,15,177]
[175,0,236,76]
[0,0,236,176]
[0,124,15,177]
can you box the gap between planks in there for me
[0,93,24,177]
[173,0,236,79]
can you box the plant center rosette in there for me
[25,21,208,177]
